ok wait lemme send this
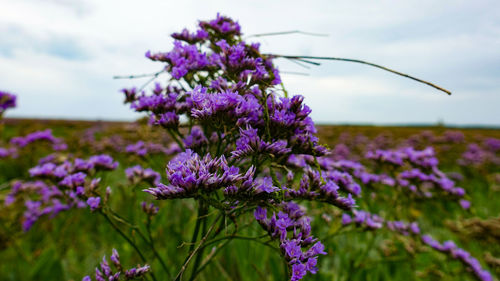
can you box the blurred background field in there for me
[1,118,499,281]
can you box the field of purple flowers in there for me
[1,14,500,281]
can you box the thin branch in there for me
[246,30,328,39]
[147,217,172,278]
[294,58,321,66]
[280,71,310,76]
[285,57,311,69]
[100,212,158,281]
[113,69,164,80]
[173,214,222,281]
[271,55,451,95]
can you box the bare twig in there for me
[285,57,312,69]
[281,71,310,76]
[271,55,452,95]
[113,69,165,80]
[246,30,328,39]
[174,214,222,281]
[293,58,321,66]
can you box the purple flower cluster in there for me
[231,126,291,159]
[119,14,494,281]
[82,249,150,281]
[459,143,500,167]
[182,126,208,151]
[287,156,365,199]
[483,138,500,153]
[199,13,241,37]
[398,168,465,197]
[421,235,492,281]
[125,140,180,157]
[341,209,492,280]
[89,154,119,170]
[254,203,326,281]
[7,154,118,230]
[386,220,421,236]
[146,41,217,80]
[284,169,356,211]
[190,86,262,126]
[404,130,465,146]
[341,210,384,230]
[366,146,438,168]
[141,201,159,216]
[10,129,67,151]
[318,146,469,205]
[5,180,86,231]
[0,146,18,159]
[171,28,209,44]
[144,149,255,199]
[129,83,191,129]
[0,90,16,115]
[125,165,161,185]
[29,154,118,179]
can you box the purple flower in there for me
[110,249,121,268]
[126,165,161,185]
[87,197,101,211]
[84,249,150,281]
[421,235,492,281]
[308,242,327,256]
[141,201,159,216]
[152,111,179,128]
[199,13,241,36]
[144,150,253,199]
[253,177,279,194]
[342,214,352,225]
[59,172,87,188]
[125,265,150,279]
[171,28,209,44]
[10,129,65,149]
[459,199,471,210]
[305,257,318,274]
[283,240,302,259]
[89,154,118,170]
[0,90,17,114]
[254,206,267,221]
[291,263,307,281]
[183,127,208,149]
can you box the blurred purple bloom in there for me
[87,197,101,211]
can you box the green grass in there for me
[0,120,499,281]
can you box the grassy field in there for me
[0,119,499,281]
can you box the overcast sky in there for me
[1,0,499,126]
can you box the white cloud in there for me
[1,0,499,125]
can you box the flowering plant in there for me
[0,14,496,281]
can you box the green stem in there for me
[107,207,171,277]
[189,205,209,280]
[147,217,172,278]
[261,93,272,141]
[174,213,222,281]
[168,128,185,151]
[354,232,377,268]
[201,234,279,253]
[271,55,452,95]
[186,202,204,256]
[100,212,158,281]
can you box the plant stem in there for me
[107,207,171,277]
[168,128,185,151]
[174,213,222,281]
[147,217,172,278]
[100,212,158,281]
[271,55,452,95]
[188,204,210,280]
